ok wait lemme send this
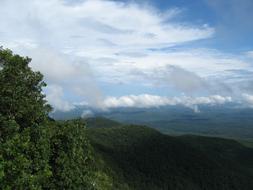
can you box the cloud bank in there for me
[103,94,232,111]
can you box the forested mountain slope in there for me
[87,123,253,190]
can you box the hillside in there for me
[87,122,253,190]
[85,117,123,128]
[51,105,253,141]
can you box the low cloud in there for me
[242,93,253,107]
[81,110,94,118]
[29,48,105,109]
[103,94,232,111]
[46,84,75,112]
[49,92,253,113]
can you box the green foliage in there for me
[48,120,94,189]
[89,171,113,190]
[0,47,51,129]
[87,124,253,190]
[0,117,52,190]
[100,106,253,139]
[0,48,98,189]
[85,117,122,129]
[0,48,53,189]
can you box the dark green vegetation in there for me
[0,48,110,189]
[86,117,122,129]
[1,48,253,189]
[97,106,253,141]
[51,103,253,145]
[87,119,253,190]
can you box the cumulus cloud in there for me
[242,93,253,107]
[103,94,232,111]
[45,85,75,112]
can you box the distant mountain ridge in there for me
[51,105,253,140]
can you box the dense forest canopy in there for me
[0,48,109,190]
[0,48,51,128]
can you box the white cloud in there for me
[81,110,94,118]
[246,51,253,59]
[0,0,214,50]
[46,84,75,112]
[91,48,252,87]
[29,49,87,82]
[27,48,105,108]
[242,93,253,106]
[103,94,232,110]
[0,0,253,110]
[0,0,214,99]
[150,65,208,93]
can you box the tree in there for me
[0,118,52,190]
[0,48,97,189]
[48,120,94,189]
[0,48,52,189]
[0,47,51,129]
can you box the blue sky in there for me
[127,0,253,52]
[1,0,253,112]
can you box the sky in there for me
[1,0,253,112]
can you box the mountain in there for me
[51,105,253,141]
[85,117,123,128]
[98,105,253,140]
[87,119,253,190]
